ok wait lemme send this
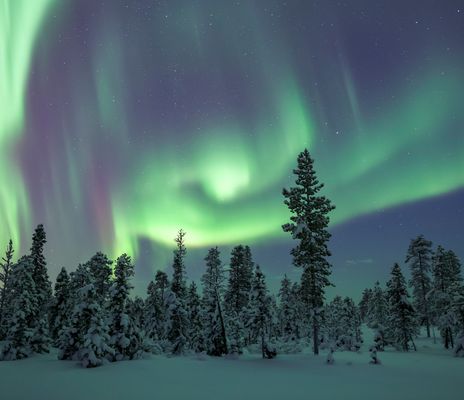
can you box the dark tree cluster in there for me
[1,149,462,368]
[359,236,463,355]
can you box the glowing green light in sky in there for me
[0,0,55,249]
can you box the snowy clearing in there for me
[0,334,461,400]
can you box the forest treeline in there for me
[0,150,462,367]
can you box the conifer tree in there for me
[358,288,373,322]
[74,283,113,367]
[109,253,145,360]
[87,252,113,302]
[167,230,189,354]
[385,263,418,351]
[0,239,14,339]
[367,281,388,349]
[0,256,37,360]
[57,264,91,361]
[224,245,254,350]
[49,267,71,342]
[201,247,228,356]
[30,224,52,312]
[405,235,433,337]
[186,281,204,352]
[430,246,462,348]
[29,224,52,353]
[249,265,271,358]
[145,280,163,341]
[282,149,335,355]
[278,275,295,341]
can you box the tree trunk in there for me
[313,317,319,355]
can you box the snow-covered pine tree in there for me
[57,263,91,360]
[323,296,344,348]
[338,297,362,351]
[358,288,373,322]
[366,281,388,350]
[224,245,254,351]
[430,246,462,349]
[128,296,145,331]
[0,256,37,360]
[74,283,113,368]
[385,263,419,351]
[452,285,464,356]
[109,253,146,360]
[201,247,228,356]
[282,149,335,355]
[167,230,189,355]
[249,265,272,358]
[144,270,170,344]
[278,275,296,342]
[405,235,433,337]
[49,267,71,342]
[0,239,14,339]
[86,252,113,303]
[29,224,52,353]
[145,280,163,342]
[186,281,205,352]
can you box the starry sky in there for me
[1,0,463,297]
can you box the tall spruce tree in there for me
[249,265,271,358]
[87,252,113,302]
[430,246,462,348]
[0,239,14,339]
[109,253,146,360]
[0,256,37,360]
[167,230,189,354]
[49,267,71,342]
[282,149,335,355]
[201,247,228,356]
[186,281,204,352]
[224,244,254,351]
[57,264,91,361]
[405,235,433,337]
[385,263,418,351]
[358,288,373,322]
[367,281,388,350]
[29,224,52,353]
[145,280,163,341]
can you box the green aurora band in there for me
[0,1,463,266]
[0,0,55,248]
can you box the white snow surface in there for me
[0,329,461,400]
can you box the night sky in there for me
[1,0,463,298]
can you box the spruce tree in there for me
[385,263,418,351]
[57,263,91,360]
[29,224,52,353]
[430,246,462,348]
[167,230,189,354]
[201,247,228,356]
[282,149,335,355]
[49,267,71,342]
[278,275,295,342]
[224,245,254,351]
[358,288,373,322]
[186,281,204,352]
[0,256,37,360]
[249,265,271,358]
[145,280,164,341]
[87,252,113,302]
[0,239,14,339]
[405,235,433,337]
[109,253,145,360]
[367,281,388,349]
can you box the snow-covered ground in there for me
[0,332,461,400]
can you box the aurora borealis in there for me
[1,0,463,295]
